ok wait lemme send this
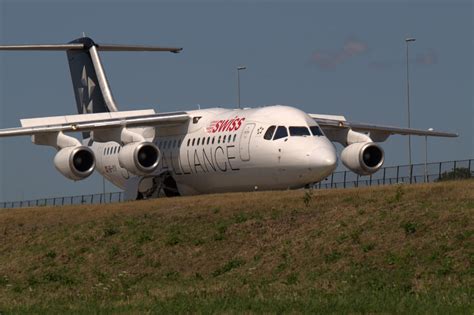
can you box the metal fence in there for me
[314,159,473,189]
[0,192,123,209]
[0,159,472,209]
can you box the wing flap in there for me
[309,114,458,138]
[0,110,190,138]
[21,109,156,127]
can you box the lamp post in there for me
[405,37,416,182]
[237,66,246,109]
[425,128,433,183]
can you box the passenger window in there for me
[202,137,205,145]
[273,126,288,140]
[233,134,237,142]
[218,136,221,144]
[197,138,200,145]
[264,126,276,140]
[192,138,195,146]
[289,126,311,136]
[223,135,226,144]
[187,139,190,147]
[310,126,324,136]
[207,137,210,145]
[212,137,215,144]
[173,140,177,148]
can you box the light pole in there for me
[405,37,416,181]
[237,66,246,108]
[425,128,433,183]
[405,37,416,183]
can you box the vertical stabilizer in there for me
[67,37,118,115]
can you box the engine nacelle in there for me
[118,142,160,176]
[341,142,384,176]
[54,146,95,180]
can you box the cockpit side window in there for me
[310,126,324,136]
[264,125,276,140]
[289,126,311,136]
[273,126,288,140]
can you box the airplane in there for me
[0,37,458,200]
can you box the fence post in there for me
[383,167,386,185]
[396,166,399,183]
[453,161,457,180]
[343,171,347,188]
[438,162,442,180]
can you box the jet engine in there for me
[54,146,96,180]
[118,141,160,176]
[340,142,384,176]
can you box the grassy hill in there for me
[0,180,472,313]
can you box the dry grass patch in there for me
[0,180,472,313]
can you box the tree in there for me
[436,167,472,182]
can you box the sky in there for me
[0,0,472,201]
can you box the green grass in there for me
[0,180,473,313]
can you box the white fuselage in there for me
[90,105,337,199]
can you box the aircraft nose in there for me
[308,145,338,177]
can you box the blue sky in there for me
[0,0,472,201]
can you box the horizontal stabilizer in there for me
[0,43,182,53]
[0,44,85,51]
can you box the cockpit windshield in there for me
[289,126,311,136]
[310,126,324,136]
[273,126,288,140]
[263,125,324,140]
[264,125,276,140]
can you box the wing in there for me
[309,113,458,144]
[0,109,190,138]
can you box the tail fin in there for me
[66,37,117,115]
[0,36,182,116]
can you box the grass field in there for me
[0,180,472,313]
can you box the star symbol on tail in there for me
[78,66,96,114]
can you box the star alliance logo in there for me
[78,66,96,114]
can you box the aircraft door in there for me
[239,123,255,161]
